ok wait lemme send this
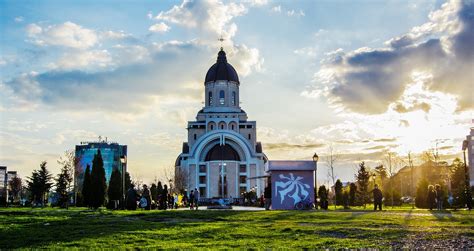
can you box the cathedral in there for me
[175,48,268,199]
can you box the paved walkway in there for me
[177,206,265,211]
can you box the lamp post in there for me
[120,156,127,209]
[372,173,376,187]
[169,179,173,194]
[462,140,472,210]
[313,153,319,207]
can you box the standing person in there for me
[142,184,151,210]
[427,185,436,210]
[125,184,139,210]
[189,190,194,210]
[264,180,272,210]
[194,188,200,210]
[372,184,383,211]
[435,184,443,210]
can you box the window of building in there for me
[221,124,224,129]
[199,176,206,184]
[232,91,236,106]
[219,90,225,105]
[199,165,207,173]
[239,165,246,173]
[248,134,251,140]
[231,124,235,130]
[210,125,214,130]
[199,187,206,197]
[239,125,245,129]
[247,125,252,128]
[193,134,197,140]
[209,91,213,106]
[240,176,246,184]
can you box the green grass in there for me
[0,207,473,249]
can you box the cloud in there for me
[26,22,98,49]
[287,9,305,17]
[271,5,281,13]
[309,0,474,114]
[14,16,24,23]
[149,22,171,33]
[155,0,247,40]
[52,49,112,70]
[393,101,431,113]
[264,142,325,151]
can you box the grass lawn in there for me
[0,207,473,249]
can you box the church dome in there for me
[205,48,239,84]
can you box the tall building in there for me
[466,128,474,186]
[0,166,6,200]
[175,48,268,199]
[75,139,127,187]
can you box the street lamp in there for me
[120,156,127,209]
[372,173,377,187]
[219,162,227,198]
[313,153,319,207]
[462,140,472,210]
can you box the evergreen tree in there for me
[356,161,370,208]
[90,150,107,209]
[55,164,72,208]
[451,158,468,208]
[374,164,388,188]
[415,178,429,208]
[8,177,22,204]
[125,172,132,190]
[349,182,357,206]
[27,161,53,206]
[318,185,329,209]
[150,183,158,202]
[108,167,122,202]
[82,165,92,207]
[335,179,343,206]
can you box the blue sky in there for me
[0,0,472,185]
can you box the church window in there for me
[239,165,246,173]
[232,91,236,105]
[221,125,224,129]
[194,134,197,140]
[219,90,225,105]
[199,187,206,197]
[208,92,213,106]
[231,124,235,130]
[240,176,246,184]
[199,176,206,184]
[199,165,207,173]
[248,134,251,140]
[210,125,214,130]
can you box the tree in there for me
[349,182,357,206]
[174,166,189,194]
[415,178,429,208]
[8,177,22,204]
[82,165,92,207]
[27,161,53,206]
[90,150,107,209]
[317,185,329,209]
[57,150,80,205]
[451,158,469,208]
[374,164,388,188]
[125,172,132,191]
[325,144,339,189]
[108,168,122,202]
[335,179,343,206]
[384,152,403,207]
[356,161,370,208]
[55,164,73,208]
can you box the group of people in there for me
[427,184,444,210]
[186,188,200,210]
[125,184,179,210]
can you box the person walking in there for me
[194,188,200,210]
[435,184,443,210]
[125,184,139,210]
[264,180,272,210]
[142,184,151,210]
[427,185,436,210]
[189,190,194,210]
[372,184,383,211]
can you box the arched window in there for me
[219,90,225,105]
[208,91,213,106]
[232,91,236,106]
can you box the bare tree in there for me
[57,150,81,206]
[325,144,339,208]
[383,151,403,207]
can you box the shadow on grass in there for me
[0,208,255,249]
[429,210,455,221]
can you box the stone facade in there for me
[175,49,267,198]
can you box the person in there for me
[194,188,200,210]
[142,184,151,210]
[125,184,139,210]
[427,185,436,210]
[435,184,443,210]
[264,180,272,210]
[189,190,194,210]
[372,184,383,211]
